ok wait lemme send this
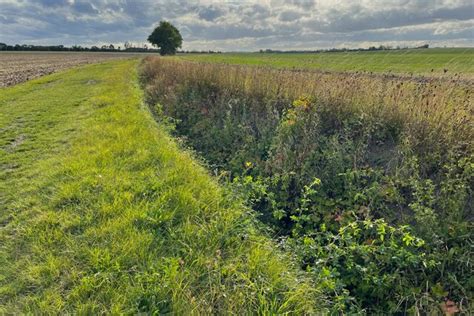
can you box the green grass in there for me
[180,48,474,76]
[0,59,318,313]
[141,55,474,313]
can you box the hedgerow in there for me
[140,57,473,313]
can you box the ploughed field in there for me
[0,52,151,87]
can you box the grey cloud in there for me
[301,4,474,33]
[198,5,225,21]
[0,14,16,24]
[0,0,472,51]
[279,10,306,22]
[72,2,98,14]
[35,0,70,7]
[271,0,315,10]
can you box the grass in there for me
[140,56,473,313]
[142,57,473,152]
[179,48,474,76]
[0,59,319,313]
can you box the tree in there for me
[147,21,182,56]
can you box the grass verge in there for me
[0,59,318,313]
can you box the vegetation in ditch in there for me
[141,57,473,314]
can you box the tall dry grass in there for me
[141,56,473,155]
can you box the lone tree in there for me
[147,21,182,56]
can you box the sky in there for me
[0,0,473,51]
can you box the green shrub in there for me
[140,58,473,313]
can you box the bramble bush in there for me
[140,59,473,313]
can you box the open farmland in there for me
[0,52,151,87]
[1,47,473,314]
[180,48,474,78]
[3,0,474,312]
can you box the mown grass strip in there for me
[0,60,318,313]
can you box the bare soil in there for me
[0,51,151,87]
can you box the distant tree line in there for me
[0,42,222,54]
[0,42,160,52]
[0,41,429,54]
[178,50,222,54]
[258,44,429,54]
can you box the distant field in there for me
[0,52,152,87]
[180,48,474,77]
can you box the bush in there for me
[140,58,473,313]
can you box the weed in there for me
[140,57,473,313]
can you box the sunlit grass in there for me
[0,60,319,313]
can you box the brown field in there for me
[0,51,151,87]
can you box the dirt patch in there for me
[4,134,26,152]
[85,79,99,85]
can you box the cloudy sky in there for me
[1,0,473,51]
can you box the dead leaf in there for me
[440,300,459,316]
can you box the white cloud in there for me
[0,0,472,50]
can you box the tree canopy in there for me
[147,21,183,56]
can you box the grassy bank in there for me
[141,57,473,313]
[0,60,318,313]
[180,48,474,77]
